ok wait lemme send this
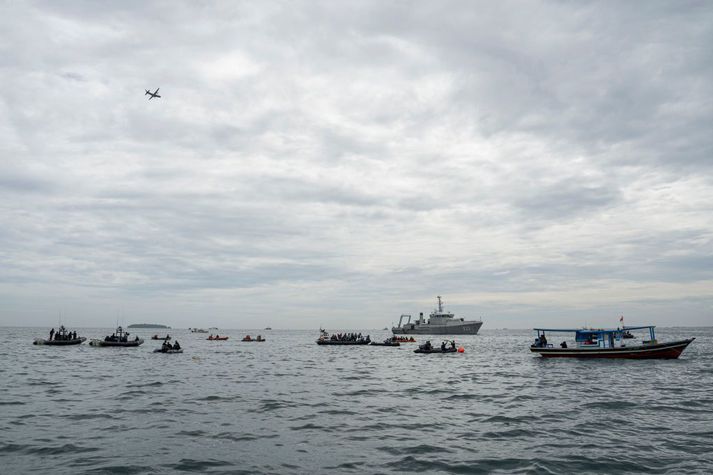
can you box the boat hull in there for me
[414,347,458,354]
[153,349,183,353]
[89,339,144,347]
[530,338,695,359]
[33,337,86,346]
[316,340,370,345]
[393,321,482,335]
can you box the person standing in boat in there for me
[49,328,55,341]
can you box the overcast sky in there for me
[1,1,712,329]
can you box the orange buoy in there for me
[457,346,465,353]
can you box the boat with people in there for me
[89,326,144,347]
[316,331,371,345]
[241,335,265,342]
[414,340,461,354]
[393,336,417,343]
[151,334,171,341]
[33,326,86,345]
[530,326,694,359]
[154,339,183,353]
[393,296,483,335]
[622,330,635,339]
[207,334,229,341]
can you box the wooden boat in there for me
[530,326,694,359]
[90,326,144,347]
[207,335,229,341]
[151,335,171,341]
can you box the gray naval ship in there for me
[392,296,483,335]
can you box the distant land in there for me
[127,323,171,329]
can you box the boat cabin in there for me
[534,326,657,349]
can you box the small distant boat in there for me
[370,339,400,347]
[89,326,144,347]
[242,335,265,342]
[190,328,208,333]
[33,326,85,346]
[265,327,272,330]
[530,326,694,359]
[151,334,171,341]
[382,327,388,331]
[393,336,417,343]
[207,335,229,341]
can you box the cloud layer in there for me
[1,1,712,328]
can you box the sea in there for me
[1,326,712,474]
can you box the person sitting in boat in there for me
[422,340,432,351]
[134,335,139,342]
[173,340,180,350]
[560,341,567,348]
[540,333,547,347]
[441,341,446,351]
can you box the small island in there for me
[128,323,171,329]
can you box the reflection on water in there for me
[1,327,712,473]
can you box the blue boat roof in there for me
[533,325,655,333]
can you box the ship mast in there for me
[437,296,443,313]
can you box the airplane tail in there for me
[145,90,150,95]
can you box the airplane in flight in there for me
[145,88,161,100]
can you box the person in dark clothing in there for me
[451,341,456,350]
[540,333,547,347]
[441,341,446,351]
[173,340,180,350]
[560,341,568,348]
[49,328,55,340]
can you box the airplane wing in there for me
[154,88,160,94]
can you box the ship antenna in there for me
[437,296,443,313]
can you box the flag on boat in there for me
[620,315,624,322]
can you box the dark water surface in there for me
[1,327,712,474]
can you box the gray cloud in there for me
[0,1,712,328]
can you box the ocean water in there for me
[1,326,712,474]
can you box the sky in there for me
[1,1,712,329]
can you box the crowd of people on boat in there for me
[104,333,140,343]
[160,340,181,352]
[329,332,370,343]
[48,326,78,341]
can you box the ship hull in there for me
[530,338,694,359]
[392,321,483,335]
